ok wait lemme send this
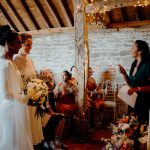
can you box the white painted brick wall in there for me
[31,28,150,85]
[0,27,149,116]
[31,32,75,81]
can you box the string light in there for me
[85,0,150,27]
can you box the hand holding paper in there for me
[117,85,137,108]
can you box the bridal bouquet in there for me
[22,76,48,118]
[101,113,141,150]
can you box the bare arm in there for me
[53,82,66,97]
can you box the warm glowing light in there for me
[85,0,150,27]
[144,0,148,6]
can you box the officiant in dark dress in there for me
[118,40,150,123]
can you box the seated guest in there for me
[53,70,78,134]
[42,103,67,150]
[70,66,78,86]
[86,67,104,129]
[53,70,78,114]
[37,69,68,150]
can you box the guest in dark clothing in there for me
[43,97,66,150]
[118,40,150,123]
[37,69,68,150]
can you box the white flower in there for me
[23,77,48,103]
[118,123,130,131]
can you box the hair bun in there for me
[0,25,11,46]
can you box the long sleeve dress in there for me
[14,54,44,145]
[0,58,33,150]
[128,60,150,122]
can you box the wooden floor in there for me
[63,126,112,150]
[63,126,147,150]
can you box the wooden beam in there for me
[109,20,150,28]
[57,0,72,26]
[20,0,40,30]
[119,8,124,22]
[75,0,89,138]
[6,0,29,31]
[120,7,128,22]
[136,6,145,21]
[148,110,150,150]
[88,24,150,32]
[61,0,74,26]
[19,27,74,35]
[104,12,110,27]
[45,0,64,27]
[0,2,19,31]
[34,0,53,28]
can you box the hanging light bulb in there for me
[144,0,148,6]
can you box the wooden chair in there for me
[100,81,118,124]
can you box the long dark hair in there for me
[135,40,150,61]
[0,25,19,46]
[130,40,150,76]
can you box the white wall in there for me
[0,27,150,116]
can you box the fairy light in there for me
[144,0,148,6]
[85,0,150,27]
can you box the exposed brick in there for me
[0,28,149,116]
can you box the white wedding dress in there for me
[0,58,33,150]
[14,55,44,145]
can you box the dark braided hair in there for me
[0,25,19,46]
[63,70,72,80]
[20,33,32,44]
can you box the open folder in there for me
[117,85,137,108]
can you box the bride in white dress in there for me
[14,33,44,146]
[0,25,33,150]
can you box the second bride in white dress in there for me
[14,33,44,147]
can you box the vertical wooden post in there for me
[148,110,150,150]
[74,0,89,139]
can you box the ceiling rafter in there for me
[109,20,150,28]
[104,12,110,27]
[118,8,124,22]
[6,0,29,31]
[61,0,74,26]
[0,2,19,31]
[44,0,64,27]
[20,0,40,30]
[57,0,72,27]
[120,7,128,22]
[34,0,53,28]
[136,6,145,21]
